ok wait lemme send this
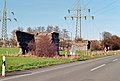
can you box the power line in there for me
[64,0,94,40]
[92,0,119,14]
[82,0,93,8]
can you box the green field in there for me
[0,48,20,56]
[0,48,119,74]
[0,48,71,74]
[0,56,70,73]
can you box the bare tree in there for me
[101,31,112,48]
[46,25,54,33]
[41,26,45,33]
[17,27,24,31]
[62,29,70,39]
[37,26,42,33]
[9,30,17,47]
[54,26,60,33]
[102,31,112,40]
[27,27,33,33]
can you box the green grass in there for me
[0,56,70,73]
[59,50,86,56]
[0,48,20,56]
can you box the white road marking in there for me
[0,56,117,81]
[113,59,118,62]
[0,61,87,81]
[90,64,106,71]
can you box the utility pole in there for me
[64,0,94,40]
[1,0,17,47]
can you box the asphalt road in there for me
[1,54,120,81]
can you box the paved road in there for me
[1,54,120,81]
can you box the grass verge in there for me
[0,48,19,56]
[0,56,70,73]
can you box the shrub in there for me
[28,35,57,57]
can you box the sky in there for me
[0,0,120,40]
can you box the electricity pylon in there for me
[64,0,94,40]
[1,0,7,47]
[1,0,17,47]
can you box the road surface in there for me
[1,54,120,81]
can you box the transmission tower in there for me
[1,0,8,47]
[1,0,17,47]
[64,0,94,40]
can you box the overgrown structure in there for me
[15,31,59,56]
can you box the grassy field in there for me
[0,48,20,56]
[0,48,119,74]
[0,56,70,73]
[0,48,71,74]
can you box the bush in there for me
[28,35,57,57]
[91,40,102,51]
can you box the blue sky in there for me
[0,0,120,40]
